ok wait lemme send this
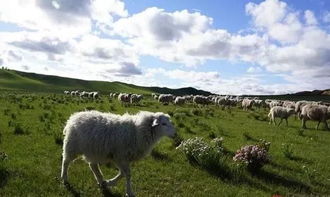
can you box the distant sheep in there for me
[193,95,210,106]
[61,110,176,197]
[118,93,131,105]
[268,106,295,126]
[300,104,329,130]
[130,94,143,104]
[242,99,254,110]
[158,94,174,105]
[174,96,186,105]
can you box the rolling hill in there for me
[0,69,212,95]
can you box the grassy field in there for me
[0,91,330,196]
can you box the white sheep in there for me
[300,104,329,130]
[61,110,176,197]
[118,93,131,105]
[174,96,186,105]
[193,95,210,106]
[158,94,174,105]
[130,94,143,104]
[242,98,254,110]
[268,106,295,126]
[93,92,99,99]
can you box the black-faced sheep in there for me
[61,111,176,197]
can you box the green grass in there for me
[0,92,330,196]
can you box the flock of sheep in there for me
[60,91,330,196]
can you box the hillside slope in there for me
[0,69,211,95]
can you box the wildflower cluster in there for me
[177,137,224,168]
[233,141,270,170]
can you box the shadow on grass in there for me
[151,149,172,162]
[100,186,121,197]
[253,169,311,193]
[288,156,312,164]
[0,168,9,188]
[186,156,311,194]
[64,182,81,197]
[268,161,302,173]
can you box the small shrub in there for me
[177,137,225,170]
[233,141,270,171]
[282,143,294,159]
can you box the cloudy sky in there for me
[0,0,329,95]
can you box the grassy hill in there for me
[0,69,211,95]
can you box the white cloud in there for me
[304,10,318,26]
[0,0,128,38]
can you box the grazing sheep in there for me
[61,110,176,197]
[282,101,295,109]
[118,93,131,105]
[174,96,186,105]
[130,94,143,104]
[158,94,174,105]
[193,95,210,106]
[295,100,310,118]
[242,99,254,110]
[64,90,70,95]
[300,104,329,130]
[269,100,282,109]
[93,92,99,99]
[268,106,295,126]
[254,99,267,109]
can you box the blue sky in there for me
[0,0,329,95]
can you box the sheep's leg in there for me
[105,170,123,186]
[89,163,104,185]
[273,118,277,126]
[325,121,329,130]
[61,158,71,183]
[61,150,77,183]
[121,164,134,197]
[302,119,307,129]
[278,119,283,126]
[316,121,321,130]
[285,118,288,126]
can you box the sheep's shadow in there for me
[0,168,9,188]
[100,186,121,197]
[287,156,312,164]
[268,161,302,173]
[151,149,172,162]
[63,182,81,197]
[252,169,311,193]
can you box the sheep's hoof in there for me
[99,181,108,188]
[125,193,135,197]
[105,180,116,187]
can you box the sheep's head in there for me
[287,108,295,115]
[152,113,176,138]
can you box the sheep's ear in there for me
[152,118,159,127]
